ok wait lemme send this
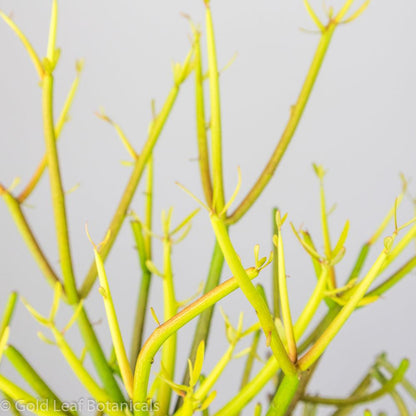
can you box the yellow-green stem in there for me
[210,214,296,376]
[42,73,77,304]
[194,29,213,206]
[298,244,390,371]
[157,240,178,416]
[0,374,66,416]
[133,267,260,415]
[80,48,194,298]
[227,23,337,225]
[0,187,63,293]
[205,3,225,213]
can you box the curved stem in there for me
[133,267,260,415]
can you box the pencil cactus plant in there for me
[0,1,415,415]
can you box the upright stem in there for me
[265,375,301,416]
[298,244,390,371]
[272,208,281,319]
[194,30,213,205]
[210,215,297,376]
[129,222,152,366]
[42,69,125,402]
[130,157,154,366]
[157,239,178,416]
[205,2,225,213]
[42,73,77,304]
[76,307,126,403]
[227,23,337,225]
[0,292,18,338]
[177,240,224,403]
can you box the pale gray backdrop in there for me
[0,0,415,414]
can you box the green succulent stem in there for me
[226,22,338,225]
[4,345,74,416]
[239,329,261,392]
[133,266,261,415]
[80,47,194,299]
[130,156,154,366]
[41,72,77,304]
[51,325,128,416]
[176,240,225,410]
[298,242,390,371]
[210,214,297,376]
[302,360,409,406]
[194,28,213,206]
[0,374,66,416]
[205,3,225,213]
[0,188,63,292]
[266,374,301,416]
[0,292,18,338]
[156,238,178,416]
[18,61,83,203]
[371,368,410,416]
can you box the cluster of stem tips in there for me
[1,1,415,416]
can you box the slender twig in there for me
[18,61,83,203]
[175,240,225,411]
[226,2,364,225]
[372,368,410,416]
[42,71,77,304]
[205,1,225,213]
[4,345,75,416]
[156,235,178,415]
[194,27,213,205]
[0,374,66,416]
[129,221,152,366]
[210,214,297,376]
[239,330,261,393]
[302,360,409,406]
[90,233,134,399]
[0,187,63,292]
[0,292,18,338]
[272,208,281,319]
[266,375,301,416]
[376,354,416,401]
[80,46,195,298]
